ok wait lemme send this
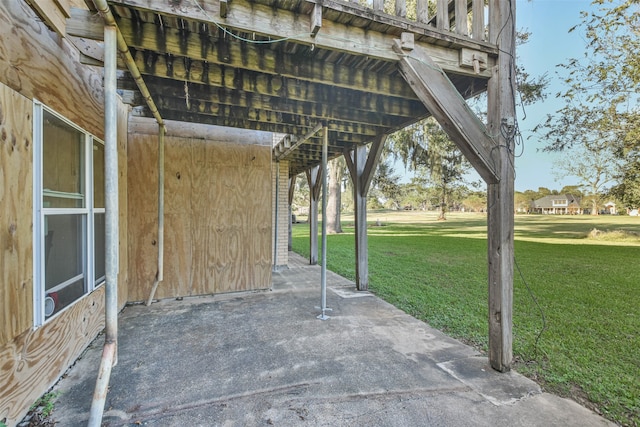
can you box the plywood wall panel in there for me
[0,288,104,426]
[127,135,159,302]
[0,0,103,137]
[127,135,272,301]
[118,100,129,307]
[0,83,33,347]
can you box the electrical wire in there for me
[515,256,547,361]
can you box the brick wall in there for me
[272,159,289,268]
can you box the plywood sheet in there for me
[127,135,272,301]
[0,288,104,426]
[0,83,34,346]
[117,99,129,307]
[0,0,104,137]
[127,134,159,302]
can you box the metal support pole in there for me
[317,127,331,320]
[146,124,165,305]
[88,23,118,427]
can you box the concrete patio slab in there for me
[50,253,612,426]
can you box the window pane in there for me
[93,141,105,208]
[45,278,84,319]
[95,213,105,283]
[44,214,85,291]
[43,110,85,208]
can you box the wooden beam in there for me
[110,0,495,78]
[394,40,499,184]
[120,73,426,119]
[310,3,322,37]
[306,165,322,265]
[275,123,323,161]
[113,17,419,100]
[361,135,387,194]
[66,7,103,40]
[486,0,515,373]
[344,136,385,291]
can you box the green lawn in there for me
[291,212,640,426]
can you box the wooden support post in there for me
[288,176,295,251]
[486,0,516,372]
[306,166,322,265]
[472,0,485,41]
[393,41,499,184]
[436,0,448,31]
[344,136,386,291]
[395,0,407,18]
[416,0,429,24]
[455,0,468,36]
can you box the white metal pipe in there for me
[318,127,329,320]
[146,124,165,305]
[88,23,118,427]
[91,0,164,127]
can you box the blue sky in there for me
[395,0,596,192]
[514,0,594,192]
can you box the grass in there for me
[291,211,640,426]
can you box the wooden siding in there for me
[128,134,272,302]
[0,0,104,138]
[118,100,129,307]
[0,83,33,347]
[0,288,105,426]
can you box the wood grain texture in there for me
[127,134,159,302]
[0,82,33,347]
[128,135,272,301]
[117,99,129,307]
[0,288,105,426]
[0,0,104,137]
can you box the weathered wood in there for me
[362,135,387,194]
[486,0,515,373]
[288,176,295,251]
[455,0,468,36]
[472,0,484,41]
[0,288,105,426]
[26,0,68,36]
[111,0,494,76]
[117,99,129,306]
[395,0,406,18]
[310,3,322,37]
[121,75,426,122]
[66,7,103,40]
[416,0,429,24]
[0,83,33,347]
[275,123,323,161]
[306,166,321,265]
[436,0,448,31]
[344,146,367,290]
[394,41,499,184]
[0,0,104,137]
[128,116,273,145]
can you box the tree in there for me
[369,160,402,209]
[326,157,345,233]
[534,1,639,199]
[553,145,619,215]
[390,117,470,220]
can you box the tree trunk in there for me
[438,184,447,220]
[327,158,343,233]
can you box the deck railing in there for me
[364,0,487,42]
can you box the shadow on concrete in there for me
[51,253,611,426]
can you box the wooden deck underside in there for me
[68,0,499,175]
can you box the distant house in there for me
[531,194,582,214]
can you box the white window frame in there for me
[33,101,105,327]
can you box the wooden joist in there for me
[394,39,499,184]
[111,17,418,99]
[110,0,494,78]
